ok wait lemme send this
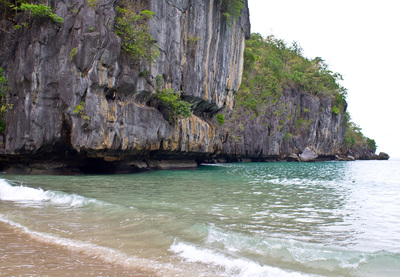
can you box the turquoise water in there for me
[1,160,400,276]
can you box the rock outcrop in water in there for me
[0,0,386,174]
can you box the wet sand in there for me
[0,221,154,276]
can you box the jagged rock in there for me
[147,160,198,170]
[220,88,347,160]
[288,154,300,162]
[240,158,252,163]
[299,147,318,162]
[377,152,390,160]
[345,146,377,160]
[347,155,355,161]
[335,155,352,161]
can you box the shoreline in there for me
[0,153,390,175]
[0,221,152,276]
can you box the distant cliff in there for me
[214,34,384,162]
[217,87,347,161]
[0,1,385,174]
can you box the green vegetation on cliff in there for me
[115,7,159,65]
[18,3,63,23]
[219,0,244,24]
[0,67,11,133]
[239,33,347,115]
[155,89,192,122]
[228,33,377,154]
[0,1,63,24]
[344,122,377,152]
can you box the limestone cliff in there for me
[212,33,380,163]
[0,0,250,173]
[0,1,383,174]
[217,88,347,162]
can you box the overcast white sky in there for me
[248,0,400,158]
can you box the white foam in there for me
[0,179,103,207]
[204,225,400,276]
[170,241,312,277]
[200,163,226,167]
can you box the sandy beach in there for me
[0,221,152,277]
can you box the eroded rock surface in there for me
[0,0,250,173]
[0,1,385,173]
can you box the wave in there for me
[0,213,314,277]
[0,179,106,207]
[203,225,400,277]
[199,163,227,167]
[170,240,313,277]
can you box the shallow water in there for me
[1,160,400,276]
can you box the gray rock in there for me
[220,88,347,160]
[288,154,300,162]
[334,155,353,161]
[299,147,318,162]
[378,152,390,160]
[347,155,355,161]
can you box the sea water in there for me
[1,160,399,276]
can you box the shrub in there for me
[220,0,244,25]
[283,132,293,142]
[344,121,376,152]
[188,36,201,45]
[115,7,159,65]
[69,47,77,61]
[332,106,340,115]
[0,67,8,96]
[19,3,63,24]
[155,89,192,120]
[367,138,377,152]
[88,0,98,9]
[139,70,150,77]
[236,33,348,119]
[187,35,201,57]
[155,75,163,91]
[216,114,225,126]
[0,67,12,133]
[295,118,311,131]
[74,102,90,120]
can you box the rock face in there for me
[340,146,389,161]
[0,1,386,174]
[217,88,347,162]
[0,0,250,173]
